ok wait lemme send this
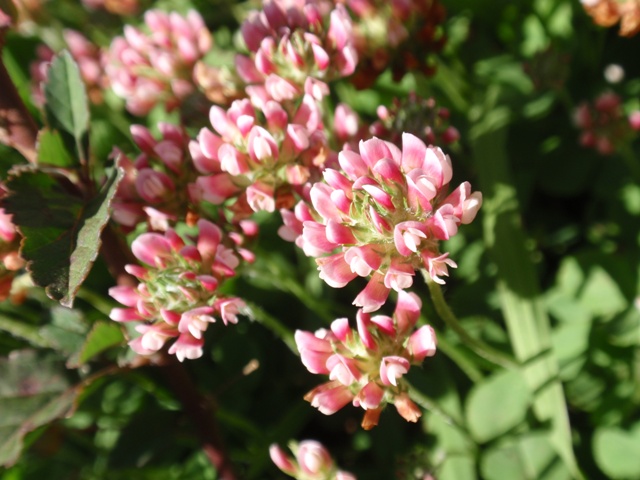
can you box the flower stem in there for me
[422,271,518,369]
[404,380,467,432]
[429,324,483,383]
[245,301,297,353]
[156,353,237,480]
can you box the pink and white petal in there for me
[317,252,358,288]
[401,132,427,171]
[304,380,355,415]
[302,221,338,254]
[131,233,173,267]
[408,325,437,362]
[379,355,410,386]
[394,290,422,334]
[353,272,390,313]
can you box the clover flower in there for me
[574,92,640,155]
[281,132,482,312]
[295,291,435,429]
[109,219,246,361]
[195,94,328,214]
[370,93,460,147]
[236,0,357,103]
[344,0,447,88]
[105,9,212,115]
[112,123,201,231]
[270,440,357,480]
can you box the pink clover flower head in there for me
[112,123,209,231]
[105,9,212,115]
[293,133,481,312]
[296,291,436,429]
[269,440,357,479]
[370,94,460,147]
[574,91,639,155]
[237,0,358,100]
[108,219,247,361]
[196,97,329,214]
[346,0,446,88]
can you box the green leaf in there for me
[0,350,73,467]
[481,432,573,480]
[36,129,75,168]
[0,314,51,348]
[466,369,532,443]
[43,50,89,163]
[76,321,124,366]
[3,168,124,307]
[473,126,580,477]
[593,425,640,479]
[578,265,627,317]
[39,306,89,366]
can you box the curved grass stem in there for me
[422,271,518,369]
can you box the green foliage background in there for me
[1,0,640,478]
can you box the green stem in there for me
[423,271,518,369]
[429,322,484,383]
[245,301,296,353]
[405,380,467,433]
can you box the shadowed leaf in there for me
[76,321,124,366]
[3,168,124,307]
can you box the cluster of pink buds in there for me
[236,0,357,103]
[195,93,328,214]
[295,291,435,429]
[105,9,212,115]
[370,93,460,147]
[29,44,54,107]
[81,0,139,16]
[574,92,640,155]
[280,133,482,312]
[30,30,106,107]
[0,186,25,301]
[345,0,447,88]
[109,219,246,361]
[270,440,356,480]
[112,122,199,231]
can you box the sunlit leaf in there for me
[465,369,532,443]
[43,50,89,163]
[481,432,572,480]
[593,425,640,479]
[36,129,75,168]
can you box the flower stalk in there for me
[423,271,517,369]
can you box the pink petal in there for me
[353,272,390,313]
[131,233,173,267]
[317,252,358,288]
[304,381,355,415]
[394,290,422,334]
[408,325,437,362]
